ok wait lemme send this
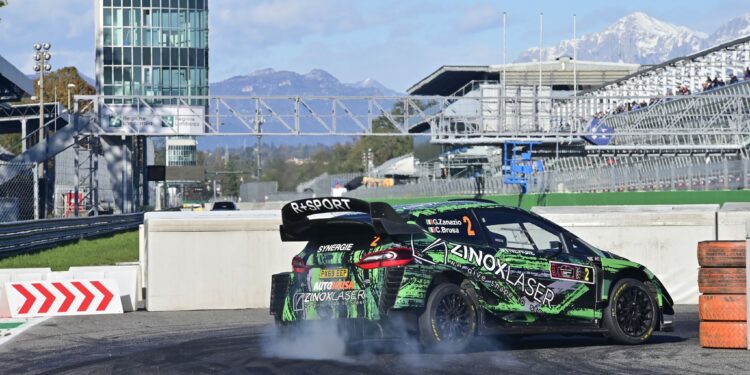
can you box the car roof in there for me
[323,199,531,224]
[394,199,520,217]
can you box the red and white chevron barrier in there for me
[4,280,123,317]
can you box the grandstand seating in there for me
[598,80,750,149]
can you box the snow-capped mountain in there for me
[211,68,401,97]
[515,12,706,64]
[709,13,750,45]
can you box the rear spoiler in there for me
[279,197,422,241]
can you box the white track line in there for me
[0,316,50,347]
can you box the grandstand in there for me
[355,35,750,198]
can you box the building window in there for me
[104,9,113,26]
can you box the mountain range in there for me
[515,12,750,64]
[211,68,401,97]
[202,69,402,149]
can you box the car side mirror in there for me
[493,234,507,248]
[546,241,563,258]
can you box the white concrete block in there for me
[11,273,47,282]
[718,203,750,240]
[145,214,300,311]
[532,205,719,304]
[45,271,74,281]
[0,268,52,277]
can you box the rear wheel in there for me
[418,283,477,353]
[603,278,658,344]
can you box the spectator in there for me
[703,76,713,91]
[744,67,750,80]
[730,73,739,84]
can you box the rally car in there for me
[270,197,674,352]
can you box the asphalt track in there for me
[0,305,748,374]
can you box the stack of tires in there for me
[698,241,747,349]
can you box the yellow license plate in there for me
[320,268,348,279]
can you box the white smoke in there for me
[262,320,352,361]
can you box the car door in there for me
[473,208,598,324]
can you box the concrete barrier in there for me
[144,211,301,311]
[532,205,719,304]
[141,203,741,310]
[718,203,750,240]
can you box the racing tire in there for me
[699,295,747,321]
[697,241,746,268]
[418,283,477,353]
[700,322,748,349]
[698,268,746,294]
[603,278,658,345]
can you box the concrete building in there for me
[91,0,209,210]
[165,136,197,166]
[95,0,209,103]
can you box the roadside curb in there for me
[0,317,50,347]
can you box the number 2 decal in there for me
[462,215,476,236]
[584,267,590,282]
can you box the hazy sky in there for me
[0,0,746,91]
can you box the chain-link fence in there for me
[533,156,749,193]
[338,156,750,200]
[0,162,36,222]
[239,181,279,202]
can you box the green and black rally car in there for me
[270,197,674,351]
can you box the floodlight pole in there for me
[33,42,51,219]
[573,14,578,131]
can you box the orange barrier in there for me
[698,240,747,349]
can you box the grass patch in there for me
[0,231,139,271]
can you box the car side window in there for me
[418,211,485,246]
[567,236,595,258]
[524,222,561,252]
[475,209,563,254]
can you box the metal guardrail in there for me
[0,213,144,258]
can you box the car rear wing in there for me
[279,197,421,241]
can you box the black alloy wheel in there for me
[434,292,473,341]
[418,283,477,352]
[614,285,654,337]
[603,278,658,344]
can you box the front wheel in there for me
[418,283,477,353]
[603,278,658,344]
